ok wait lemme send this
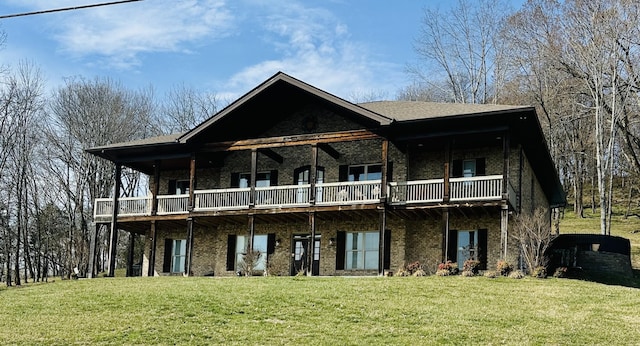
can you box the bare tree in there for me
[158,83,219,133]
[511,207,554,273]
[410,0,512,104]
[44,76,155,277]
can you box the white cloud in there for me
[11,0,236,69]
[220,1,402,101]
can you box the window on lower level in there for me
[345,231,379,270]
[162,238,186,273]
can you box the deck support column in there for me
[501,132,510,260]
[107,163,122,277]
[380,140,388,203]
[151,160,161,215]
[185,217,194,276]
[250,149,257,207]
[500,204,509,259]
[188,155,196,211]
[248,214,255,252]
[126,232,136,277]
[442,207,450,262]
[87,223,100,278]
[147,220,157,277]
[310,144,318,204]
[307,212,316,276]
[378,208,387,276]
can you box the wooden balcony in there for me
[94,176,508,220]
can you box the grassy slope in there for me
[1,276,639,345]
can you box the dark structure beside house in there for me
[86,72,565,278]
[547,234,633,278]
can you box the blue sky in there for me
[0,1,518,102]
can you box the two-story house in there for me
[88,72,565,277]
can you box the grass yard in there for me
[1,276,639,345]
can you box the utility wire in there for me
[0,0,143,19]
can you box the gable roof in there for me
[359,101,529,121]
[178,72,393,144]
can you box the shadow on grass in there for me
[565,269,640,289]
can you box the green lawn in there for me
[1,276,639,345]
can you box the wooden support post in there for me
[443,163,450,203]
[443,140,451,203]
[378,208,387,276]
[248,214,255,252]
[380,140,388,203]
[310,144,318,204]
[87,223,99,278]
[188,155,196,211]
[250,149,257,207]
[126,232,135,277]
[442,208,450,262]
[502,133,510,200]
[500,205,509,259]
[147,221,157,277]
[308,212,316,276]
[107,163,122,277]
[151,160,161,216]
[185,217,194,276]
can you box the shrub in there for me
[461,270,475,277]
[553,266,568,278]
[396,261,425,276]
[508,270,525,279]
[435,269,451,276]
[532,266,547,278]
[463,259,481,274]
[496,260,513,276]
[412,269,427,277]
[483,270,499,278]
[239,250,262,276]
[437,261,458,275]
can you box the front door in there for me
[457,230,478,270]
[291,234,320,276]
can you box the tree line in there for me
[402,0,640,235]
[1,0,635,285]
[0,61,218,285]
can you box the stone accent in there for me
[577,251,634,278]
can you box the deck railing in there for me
[157,195,189,215]
[388,179,444,204]
[449,175,503,201]
[94,176,509,219]
[195,188,251,211]
[255,184,311,208]
[316,180,381,205]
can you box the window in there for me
[237,172,271,188]
[235,234,268,272]
[294,166,325,202]
[348,164,382,181]
[171,239,187,273]
[452,158,485,178]
[168,179,190,195]
[462,160,476,178]
[345,231,379,270]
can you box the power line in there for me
[0,0,143,20]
